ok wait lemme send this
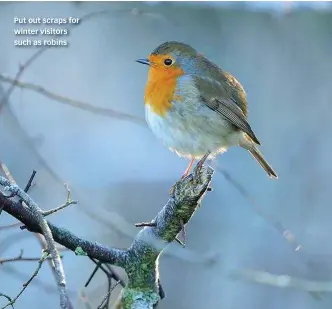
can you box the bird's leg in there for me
[170,157,200,197]
[181,158,195,179]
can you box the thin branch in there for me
[42,200,77,216]
[0,9,109,112]
[0,249,62,264]
[217,167,302,251]
[232,269,332,292]
[105,264,126,288]
[97,281,121,309]
[0,222,20,230]
[0,8,153,124]
[17,170,37,205]
[23,170,36,193]
[0,75,145,126]
[0,294,13,309]
[0,176,68,308]
[85,258,125,288]
[85,259,103,287]
[1,250,49,309]
[42,183,78,216]
[0,167,74,309]
[0,193,127,266]
[0,162,16,184]
[135,222,157,228]
[78,290,93,309]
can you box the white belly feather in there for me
[145,102,241,160]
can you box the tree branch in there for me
[0,193,127,267]
[0,176,68,308]
[121,165,213,308]
[232,269,332,292]
[1,165,213,309]
[1,251,50,309]
[0,75,144,126]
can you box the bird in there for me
[136,41,278,179]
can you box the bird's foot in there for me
[193,152,210,180]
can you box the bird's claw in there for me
[193,152,210,182]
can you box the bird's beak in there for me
[136,58,150,66]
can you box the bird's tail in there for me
[248,146,278,179]
[240,138,278,179]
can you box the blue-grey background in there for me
[0,1,332,308]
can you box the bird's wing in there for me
[194,75,260,145]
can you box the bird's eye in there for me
[164,58,173,66]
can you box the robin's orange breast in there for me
[144,64,184,117]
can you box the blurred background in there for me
[0,1,332,308]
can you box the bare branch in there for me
[0,222,20,230]
[78,291,93,309]
[217,167,302,251]
[97,280,121,309]
[1,250,49,309]
[0,9,119,112]
[23,170,36,193]
[0,249,62,264]
[0,192,127,267]
[42,183,78,216]
[1,164,213,309]
[0,294,13,309]
[120,164,213,308]
[0,167,75,308]
[232,269,332,292]
[0,75,144,126]
[216,166,325,300]
[0,162,16,184]
[0,176,68,308]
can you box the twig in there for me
[0,161,17,214]
[0,167,74,308]
[0,49,45,113]
[1,193,127,266]
[105,264,126,288]
[0,162,16,184]
[1,250,49,309]
[0,75,144,126]
[23,170,36,193]
[42,201,77,216]
[0,222,21,230]
[85,258,125,288]
[85,259,125,309]
[78,291,93,309]
[0,8,151,123]
[217,167,302,251]
[85,259,103,287]
[0,294,13,309]
[0,176,68,308]
[17,170,37,205]
[42,183,78,216]
[97,281,120,309]
[232,269,332,292]
[217,167,326,300]
[0,249,63,264]
[135,222,157,228]
[0,249,23,264]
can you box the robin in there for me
[136,41,278,179]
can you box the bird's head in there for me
[136,41,201,79]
